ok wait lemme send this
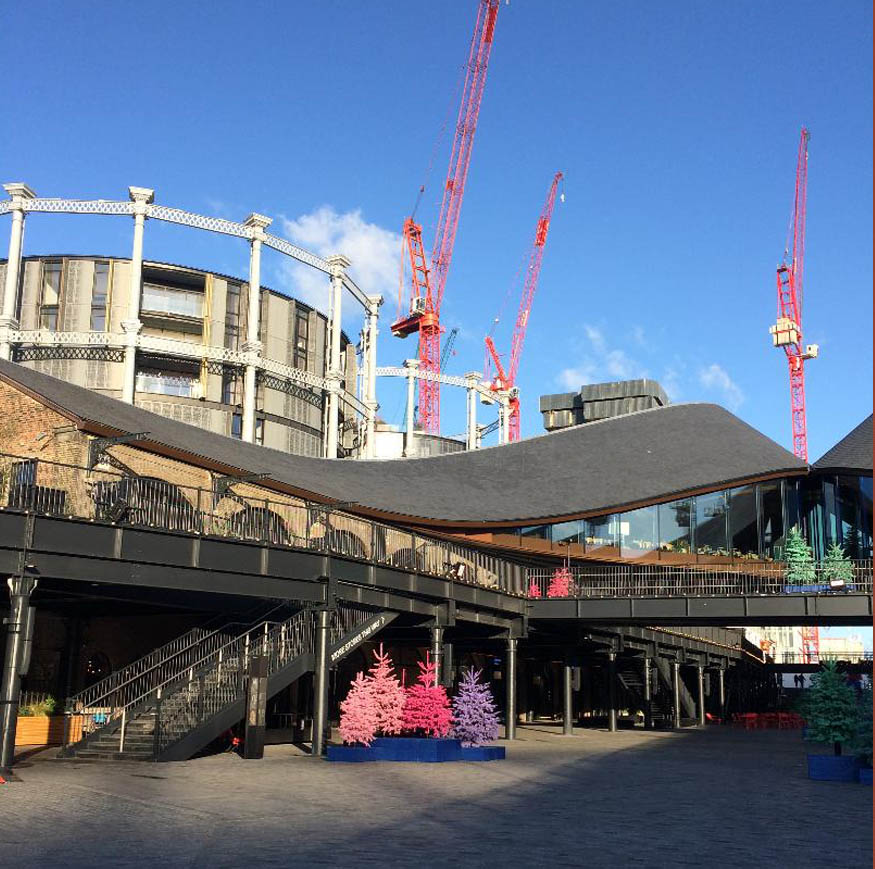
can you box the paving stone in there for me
[1,726,871,867]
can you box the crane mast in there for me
[486,171,563,441]
[392,0,501,434]
[769,127,817,462]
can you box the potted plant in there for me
[800,662,861,781]
[822,542,855,591]
[784,525,818,591]
[15,694,64,746]
[853,685,872,785]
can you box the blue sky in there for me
[3,1,871,644]
[3,0,871,453]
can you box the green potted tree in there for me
[853,685,872,785]
[822,542,855,591]
[802,662,861,781]
[783,525,817,591]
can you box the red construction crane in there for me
[485,171,563,441]
[769,127,818,462]
[392,0,501,434]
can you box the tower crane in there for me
[484,171,563,441]
[769,127,818,462]
[391,0,501,434]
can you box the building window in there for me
[91,261,109,331]
[231,412,242,439]
[729,485,759,559]
[221,368,240,405]
[40,260,62,330]
[620,505,658,560]
[658,498,692,557]
[225,282,241,350]
[255,418,264,446]
[552,519,582,548]
[294,310,309,370]
[136,369,199,398]
[520,524,549,540]
[695,490,728,558]
[141,283,203,318]
[760,481,784,561]
[585,515,619,556]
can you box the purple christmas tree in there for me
[451,667,500,747]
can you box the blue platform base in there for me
[859,767,872,785]
[784,583,856,594]
[807,753,860,782]
[326,737,505,763]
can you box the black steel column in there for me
[311,608,330,756]
[430,625,443,682]
[563,659,574,735]
[696,665,706,727]
[643,656,653,730]
[505,637,517,740]
[607,651,617,733]
[672,660,682,729]
[718,667,726,722]
[0,576,37,774]
[243,655,268,759]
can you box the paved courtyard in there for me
[1,725,871,867]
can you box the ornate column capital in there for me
[326,254,351,278]
[3,183,37,206]
[244,212,272,241]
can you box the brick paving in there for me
[1,725,871,868]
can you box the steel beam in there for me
[311,608,330,756]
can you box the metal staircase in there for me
[653,658,698,725]
[615,659,673,728]
[63,604,395,762]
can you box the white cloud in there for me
[558,323,647,390]
[698,363,744,411]
[275,206,401,321]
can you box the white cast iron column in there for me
[363,294,382,458]
[464,372,480,451]
[404,358,419,457]
[241,213,272,443]
[0,183,37,360]
[121,187,154,404]
[324,255,349,458]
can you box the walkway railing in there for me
[777,651,873,665]
[526,561,874,599]
[0,453,520,595]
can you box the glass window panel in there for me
[135,369,198,398]
[799,476,825,560]
[520,525,549,540]
[860,476,873,558]
[620,505,657,559]
[141,284,203,318]
[40,307,58,330]
[42,262,62,305]
[92,262,109,304]
[760,482,784,561]
[658,498,692,556]
[695,491,728,557]
[585,515,619,556]
[837,475,863,558]
[231,413,242,439]
[729,485,758,560]
[552,520,582,547]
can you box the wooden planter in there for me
[15,715,81,747]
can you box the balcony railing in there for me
[525,561,874,599]
[0,453,520,595]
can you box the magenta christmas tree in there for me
[528,579,542,598]
[547,565,572,598]
[402,653,454,738]
[367,643,406,736]
[339,671,378,746]
[451,668,500,747]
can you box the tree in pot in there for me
[800,662,861,782]
[784,525,815,586]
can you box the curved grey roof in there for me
[0,360,806,527]
[813,415,872,473]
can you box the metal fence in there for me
[778,651,873,665]
[0,453,520,595]
[526,561,874,599]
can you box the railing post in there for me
[672,660,682,729]
[153,687,162,758]
[643,656,653,730]
[119,707,127,754]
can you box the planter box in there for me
[859,767,872,785]
[807,754,860,782]
[326,737,505,763]
[15,716,66,747]
[784,583,856,594]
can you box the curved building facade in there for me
[0,255,359,458]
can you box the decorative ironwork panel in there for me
[0,201,11,215]
[146,205,250,239]
[259,355,329,391]
[375,365,493,398]
[22,199,135,216]
[9,330,124,347]
[137,334,244,365]
[13,345,124,363]
[257,371,323,408]
[341,273,369,308]
[262,233,330,273]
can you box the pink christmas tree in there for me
[367,643,406,736]
[402,653,454,738]
[528,580,542,598]
[547,565,572,598]
[451,668,500,747]
[339,671,378,746]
